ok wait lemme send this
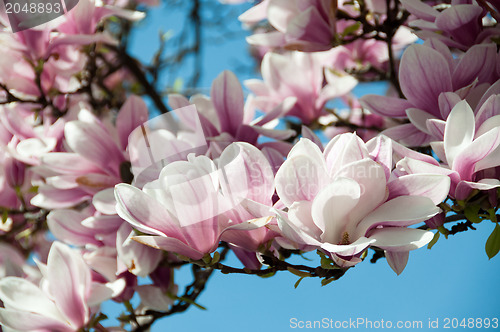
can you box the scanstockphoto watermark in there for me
[290,318,424,329]
[289,317,499,329]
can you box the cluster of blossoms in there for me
[0,0,499,331]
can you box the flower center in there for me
[340,231,350,245]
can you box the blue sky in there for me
[101,1,500,331]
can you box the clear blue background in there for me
[102,1,500,331]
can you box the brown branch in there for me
[106,44,171,114]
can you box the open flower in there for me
[429,100,500,200]
[274,135,448,273]
[0,242,123,332]
[115,153,270,260]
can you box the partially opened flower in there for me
[429,100,500,200]
[31,96,148,209]
[245,0,337,52]
[400,0,500,50]
[169,70,295,158]
[245,51,357,125]
[115,153,270,260]
[0,242,124,331]
[274,135,448,273]
[360,39,499,146]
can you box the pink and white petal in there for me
[135,285,175,312]
[429,141,447,164]
[167,93,191,110]
[406,108,435,134]
[275,153,329,206]
[267,0,298,31]
[370,228,434,251]
[93,188,117,215]
[452,44,498,89]
[435,5,483,48]
[476,115,500,138]
[385,250,409,275]
[438,92,462,119]
[286,201,323,241]
[399,0,439,21]
[356,196,440,238]
[114,184,179,238]
[311,177,361,243]
[0,277,65,322]
[320,237,375,257]
[359,95,413,118]
[274,208,322,248]
[41,153,102,175]
[47,210,100,247]
[455,179,500,201]
[454,127,500,178]
[131,235,205,260]
[426,119,446,141]
[444,100,475,167]
[87,279,126,307]
[46,175,80,190]
[0,308,71,332]
[323,133,369,176]
[475,95,500,131]
[238,0,269,24]
[116,96,149,151]
[219,142,275,205]
[210,71,244,136]
[81,215,124,234]
[316,74,357,109]
[388,174,450,205]
[47,242,90,328]
[336,159,388,225]
[31,186,91,209]
[16,137,57,162]
[399,44,452,112]
[301,126,323,150]
[366,135,393,179]
[116,224,162,277]
[251,125,296,140]
[381,124,431,147]
[0,109,36,140]
[64,121,125,177]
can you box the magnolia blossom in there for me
[400,0,500,50]
[274,135,449,273]
[361,39,500,146]
[115,151,271,260]
[0,242,124,331]
[31,96,148,209]
[433,100,500,199]
[391,98,500,200]
[245,51,357,124]
[168,70,294,159]
[245,0,337,52]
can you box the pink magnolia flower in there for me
[169,70,295,159]
[429,100,500,200]
[274,134,449,274]
[31,96,148,209]
[245,0,337,52]
[361,39,500,146]
[0,242,124,332]
[115,152,270,260]
[245,51,357,125]
[0,104,65,166]
[326,26,416,73]
[400,0,500,50]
